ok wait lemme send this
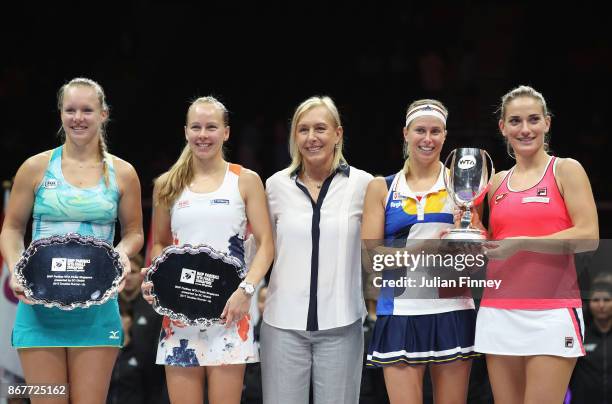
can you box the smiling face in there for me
[403,115,446,166]
[499,96,551,158]
[294,105,342,171]
[60,85,107,146]
[184,102,229,161]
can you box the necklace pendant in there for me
[316,184,321,189]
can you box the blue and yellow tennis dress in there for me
[12,146,123,348]
[366,164,478,366]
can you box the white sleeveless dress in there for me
[155,163,258,366]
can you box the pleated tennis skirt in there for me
[366,309,479,367]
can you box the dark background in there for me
[2,1,610,240]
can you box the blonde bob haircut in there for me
[287,96,347,174]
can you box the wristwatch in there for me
[239,281,255,296]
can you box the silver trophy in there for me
[442,148,494,240]
[145,244,246,327]
[14,233,123,309]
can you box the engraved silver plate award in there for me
[145,244,246,327]
[14,233,123,309]
[442,148,495,240]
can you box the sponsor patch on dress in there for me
[494,193,507,204]
[176,200,190,209]
[210,199,230,205]
[565,337,574,348]
[522,196,550,204]
[43,179,59,189]
[537,187,547,196]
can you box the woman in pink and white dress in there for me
[143,96,273,404]
[476,85,599,404]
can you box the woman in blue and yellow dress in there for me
[0,77,143,403]
[362,99,478,404]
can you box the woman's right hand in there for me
[140,267,186,325]
[140,267,155,305]
[9,272,34,304]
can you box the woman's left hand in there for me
[220,288,251,328]
[115,248,130,293]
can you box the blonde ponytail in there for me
[155,145,194,209]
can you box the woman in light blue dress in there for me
[0,78,143,403]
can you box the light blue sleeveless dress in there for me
[12,146,123,348]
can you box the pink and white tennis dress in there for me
[475,156,585,357]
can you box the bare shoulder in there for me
[369,176,388,188]
[109,155,138,179]
[238,167,264,194]
[555,157,587,177]
[367,176,390,196]
[554,158,591,197]
[239,167,262,183]
[488,170,508,197]
[23,150,53,170]
[109,155,140,196]
[491,170,508,187]
[17,151,53,185]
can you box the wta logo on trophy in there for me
[457,155,477,170]
[51,258,67,271]
[442,148,494,241]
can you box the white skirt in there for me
[474,307,585,357]
[156,315,259,367]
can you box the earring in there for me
[505,140,515,160]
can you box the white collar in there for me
[394,162,447,199]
